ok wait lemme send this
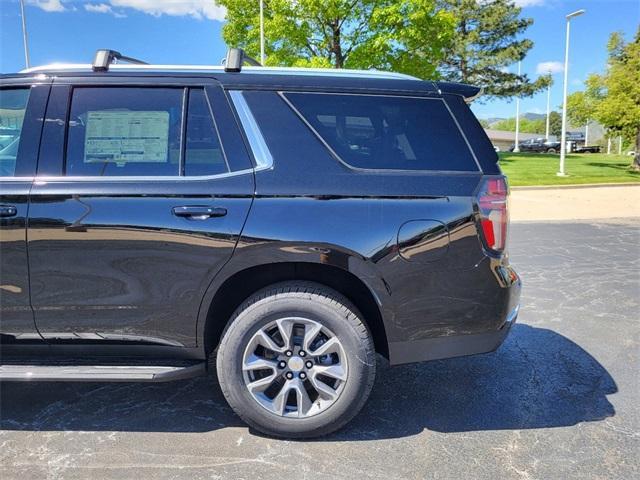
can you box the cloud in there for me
[514,0,546,6]
[109,0,227,21]
[26,0,66,12]
[84,3,126,18]
[28,0,226,20]
[84,3,112,14]
[571,78,584,87]
[536,61,564,74]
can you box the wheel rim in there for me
[242,317,348,418]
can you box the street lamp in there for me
[558,9,585,176]
[259,0,265,65]
[514,61,522,153]
[19,0,30,69]
[545,69,552,141]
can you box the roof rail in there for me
[223,48,262,73]
[92,49,148,72]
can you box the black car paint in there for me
[0,81,50,341]
[0,70,520,366]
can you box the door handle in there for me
[172,206,227,219]
[0,205,18,218]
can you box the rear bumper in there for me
[388,265,521,366]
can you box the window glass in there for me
[184,89,227,176]
[285,93,478,171]
[66,88,182,176]
[0,88,30,177]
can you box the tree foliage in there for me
[217,0,454,79]
[436,0,549,100]
[548,111,562,138]
[493,117,546,135]
[567,29,640,169]
[217,0,548,98]
[490,112,561,137]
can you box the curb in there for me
[511,182,640,191]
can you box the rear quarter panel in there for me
[222,90,506,346]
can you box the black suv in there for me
[509,138,561,153]
[0,50,520,438]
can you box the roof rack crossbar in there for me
[92,49,148,72]
[223,48,262,72]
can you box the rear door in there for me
[27,77,254,347]
[0,80,49,343]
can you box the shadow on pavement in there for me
[0,324,616,439]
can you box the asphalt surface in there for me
[1,219,639,479]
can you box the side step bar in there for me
[0,362,206,382]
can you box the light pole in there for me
[19,0,30,69]
[584,119,589,146]
[545,70,552,140]
[514,61,522,153]
[558,9,585,176]
[259,0,265,65]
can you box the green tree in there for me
[567,30,640,169]
[493,117,546,134]
[436,0,549,100]
[548,111,562,138]
[566,91,593,127]
[478,118,490,129]
[217,0,454,79]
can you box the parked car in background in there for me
[574,145,601,153]
[509,138,561,153]
[0,48,521,438]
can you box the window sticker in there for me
[84,111,169,164]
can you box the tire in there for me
[546,148,557,154]
[216,281,376,438]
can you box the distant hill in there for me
[486,117,506,126]
[523,112,546,121]
[484,112,546,129]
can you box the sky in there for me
[1,0,639,120]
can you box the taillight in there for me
[477,177,509,253]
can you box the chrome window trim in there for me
[229,90,274,170]
[279,91,482,174]
[0,177,35,182]
[27,168,256,183]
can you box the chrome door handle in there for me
[172,206,227,219]
[0,205,18,218]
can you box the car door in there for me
[0,80,49,343]
[27,77,254,348]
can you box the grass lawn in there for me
[498,152,640,186]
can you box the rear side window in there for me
[284,93,478,172]
[0,88,30,177]
[65,87,227,177]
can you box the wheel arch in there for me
[200,262,390,360]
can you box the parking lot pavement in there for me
[1,219,639,480]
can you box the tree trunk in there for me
[331,19,344,69]
[459,19,467,82]
[633,127,640,171]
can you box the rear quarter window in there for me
[283,92,479,172]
